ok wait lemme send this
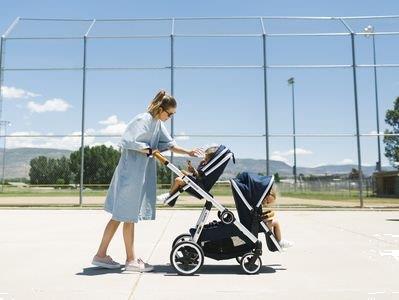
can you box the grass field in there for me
[0,185,398,208]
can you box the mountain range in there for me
[0,147,393,180]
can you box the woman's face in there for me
[158,106,176,122]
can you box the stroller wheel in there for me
[240,253,262,275]
[170,241,204,276]
[235,256,242,264]
[172,233,192,248]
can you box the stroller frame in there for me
[154,151,281,275]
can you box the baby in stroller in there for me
[156,146,219,203]
[261,184,293,249]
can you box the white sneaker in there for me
[157,193,170,203]
[279,239,294,249]
[92,255,121,269]
[125,258,154,272]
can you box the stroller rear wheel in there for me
[172,233,192,248]
[240,253,262,275]
[170,241,204,275]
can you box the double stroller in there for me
[154,145,281,275]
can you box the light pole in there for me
[364,25,382,172]
[288,77,297,188]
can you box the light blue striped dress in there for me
[104,112,176,222]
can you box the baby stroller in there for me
[153,147,281,275]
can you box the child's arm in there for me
[186,160,199,177]
[181,170,192,176]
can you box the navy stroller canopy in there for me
[232,172,274,208]
[231,172,274,231]
[194,144,234,192]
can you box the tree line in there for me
[29,145,172,185]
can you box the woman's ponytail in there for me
[148,90,176,117]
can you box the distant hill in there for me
[0,148,72,179]
[0,147,394,179]
[170,157,393,179]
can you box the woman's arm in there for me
[170,145,203,157]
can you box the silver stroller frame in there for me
[153,151,281,275]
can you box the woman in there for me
[92,90,202,272]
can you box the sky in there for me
[1,0,399,169]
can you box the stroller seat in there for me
[164,145,235,206]
[231,172,282,252]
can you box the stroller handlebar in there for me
[153,150,169,165]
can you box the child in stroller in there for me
[156,146,219,203]
[261,185,293,249]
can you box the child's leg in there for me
[169,177,186,194]
[270,219,282,242]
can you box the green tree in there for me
[29,156,50,184]
[70,145,120,184]
[384,96,399,168]
[274,172,281,182]
[157,162,172,184]
[29,155,72,184]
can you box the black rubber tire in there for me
[240,252,262,275]
[171,233,192,248]
[170,241,204,276]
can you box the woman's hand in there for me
[188,148,204,157]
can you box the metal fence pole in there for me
[170,19,175,184]
[288,77,297,190]
[78,20,96,206]
[0,37,5,192]
[79,36,88,206]
[1,121,9,192]
[372,33,382,171]
[261,18,270,176]
[340,19,364,207]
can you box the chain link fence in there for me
[1,17,399,208]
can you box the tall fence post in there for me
[79,19,96,206]
[339,18,364,207]
[260,18,270,176]
[170,18,175,185]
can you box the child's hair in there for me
[204,146,218,161]
[147,90,177,117]
[262,184,277,206]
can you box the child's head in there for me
[262,184,277,205]
[204,146,218,163]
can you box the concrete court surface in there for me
[0,209,398,300]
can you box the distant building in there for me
[373,171,399,197]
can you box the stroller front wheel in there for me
[172,233,192,248]
[170,241,204,276]
[240,253,262,275]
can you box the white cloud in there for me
[1,86,40,99]
[338,158,354,165]
[89,141,119,149]
[175,131,190,141]
[273,148,313,157]
[99,115,127,135]
[7,130,95,150]
[270,155,289,164]
[27,98,72,113]
[99,115,119,125]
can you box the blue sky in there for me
[1,0,399,169]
